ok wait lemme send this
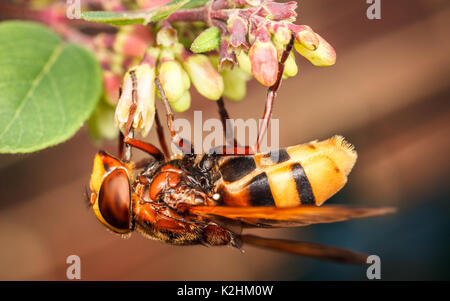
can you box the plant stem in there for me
[166,7,209,23]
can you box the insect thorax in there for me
[134,154,221,209]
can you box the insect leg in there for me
[211,100,255,156]
[122,70,164,162]
[155,77,194,155]
[254,32,296,152]
[154,108,170,158]
[215,145,254,156]
[213,34,296,156]
[217,97,239,148]
[117,86,127,160]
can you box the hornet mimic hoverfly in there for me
[87,36,394,264]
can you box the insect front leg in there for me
[155,77,194,155]
[121,70,165,162]
[154,108,170,158]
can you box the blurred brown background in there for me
[0,0,449,280]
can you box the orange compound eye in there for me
[97,168,132,233]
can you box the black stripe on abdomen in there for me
[220,156,256,182]
[263,148,290,164]
[291,163,316,205]
[247,172,276,206]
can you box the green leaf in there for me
[81,0,191,26]
[190,26,220,53]
[181,0,210,9]
[0,21,102,153]
[80,11,147,26]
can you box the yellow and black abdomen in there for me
[216,136,358,207]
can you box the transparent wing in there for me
[240,234,368,264]
[189,205,395,227]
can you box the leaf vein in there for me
[0,42,65,141]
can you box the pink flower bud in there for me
[233,0,263,7]
[294,33,336,67]
[102,0,125,12]
[102,70,122,105]
[248,28,279,87]
[270,23,292,46]
[114,25,153,58]
[93,33,115,51]
[219,36,237,69]
[227,12,249,50]
[260,1,297,21]
[212,0,233,10]
[290,24,319,51]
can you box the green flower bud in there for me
[158,60,186,103]
[222,67,249,101]
[294,33,336,67]
[182,54,224,100]
[88,100,118,142]
[190,26,221,53]
[159,47,175,61]
[156,27,178,48]
[236,51,252,75]
[181,67,191,90]
[283,51,298,77]
[170,90,191,112]
[208,55,219,69]
[296,26,319,51]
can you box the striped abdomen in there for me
[215,136,357,207]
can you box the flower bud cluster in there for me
[114,24,226,137]
[198,0,337,87]
[90,0,338,140]
[93,25,154,106]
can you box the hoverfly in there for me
[87,35,394,265]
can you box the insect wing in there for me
[188,205,395,227]
[240,234,368,264]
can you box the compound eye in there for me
[98,169,131,231]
